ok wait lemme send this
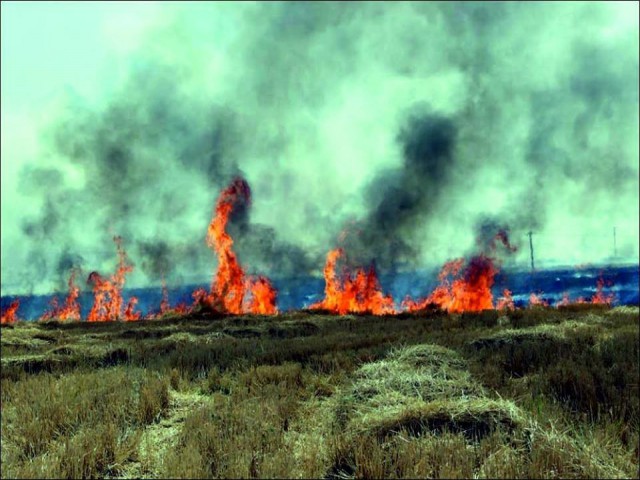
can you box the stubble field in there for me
[1,304,638,479]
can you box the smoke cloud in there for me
[1,2,638,295]
[341,112,458,270]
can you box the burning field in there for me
[0,92,638,480]
[2,2,639,479]
[0,176,627,325]
[1,179,639,479]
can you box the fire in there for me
[196,177,277,315]
[496,289,515,310]
[404,256,498,313]
[310,248,395,315]
[172,303,191,316]
[144,279,171,320]
[146,279,192,319]
[1,300,20,324]
[554,277,615,307]
[245,276,278,314]
[40,270,81,322]
[87,236,140,321]
[204,178,247,313]
[160,279,170,315]
[124,298,141,321]
[404,230,515,314]
[528,293,548,307]
[591,277,615,304]
[3,177,624,320]
[556,292,571,307]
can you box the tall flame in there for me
[1,300,20,324]
[310,248,395,315]
[196,177,277,315]
[40,270,81,322]
[204,178,248,313]
[244,276,278,314]
[87,236,140,321]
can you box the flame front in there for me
[591,277,615,304]
[529,293,549,307]
[1,181,622,321]
[496,289,515,310]
[1,300,20,324]
[197,177,277,315]
[146,279,192,320]
[310,248,395,315]
[40,270,81,322]
[553,276,615,307]
[244,276,278,314]
[87,236,140,321]
[403,230,515,314]
[403,256,498,313]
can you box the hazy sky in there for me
[1,1,638,296]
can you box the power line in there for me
[527,231,535,271]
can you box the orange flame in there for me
[496,289,515,310]
[196,178,277,315]
[124,297,141,321]
[144,279,170,320]
[528,293,548,307]
[244,276,278,314]
[172,303,191,316]
[591,277,615,304]
[40,270,81,322]
[310,248,395,315]
[444,258,492,312]
[87,236,139,321]
[1,300,20,324]
[160,279,170,315]
[555,277,615,307]
[205,178,247,313]
[404,256,498,313]
[146,279,193,319]
[404,230,515,314]
[556,292,571,307]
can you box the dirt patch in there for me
[123,389,210,478]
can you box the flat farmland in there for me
[1,305,638,478]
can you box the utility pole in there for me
[613,227,617,258]
[528,231,535,271]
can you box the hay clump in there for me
[334,344,523,441]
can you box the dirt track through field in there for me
[123,389,210,478]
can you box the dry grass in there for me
[1,305,638,478]
[0,367,168,478]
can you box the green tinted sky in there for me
[1,2,638,295]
